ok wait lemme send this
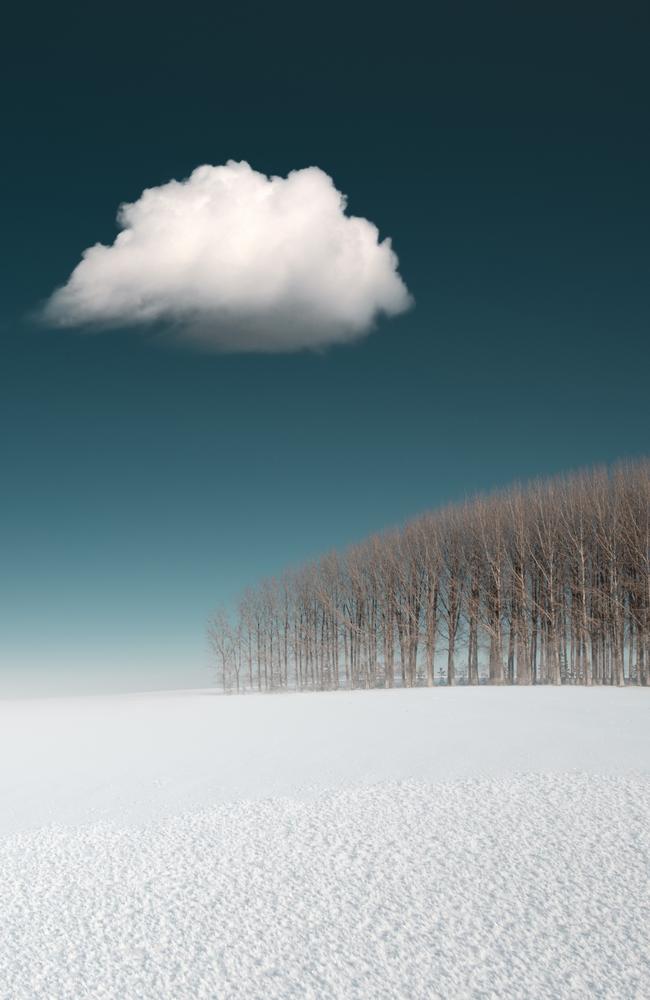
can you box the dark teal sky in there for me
[1,4,648,692]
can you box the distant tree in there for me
[207,608,235,693]
[207,460,650,694]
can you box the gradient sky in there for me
[1,5,648,693]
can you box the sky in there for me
[1,4,648,693]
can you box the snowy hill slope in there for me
[1,686,647,834]
[1,688,648,999]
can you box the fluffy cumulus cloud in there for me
[45,162,413,351]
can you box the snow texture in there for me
[0,688,648,999]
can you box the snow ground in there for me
[0,688,648,999]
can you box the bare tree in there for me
[208,460,650,694]
[208,607,235,693]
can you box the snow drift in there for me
[1,687,648,999]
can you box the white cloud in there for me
[45,162,413,351]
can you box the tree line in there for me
[208,460,649,692]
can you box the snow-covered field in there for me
[0,688,648,999]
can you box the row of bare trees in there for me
[208,461,650,692]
